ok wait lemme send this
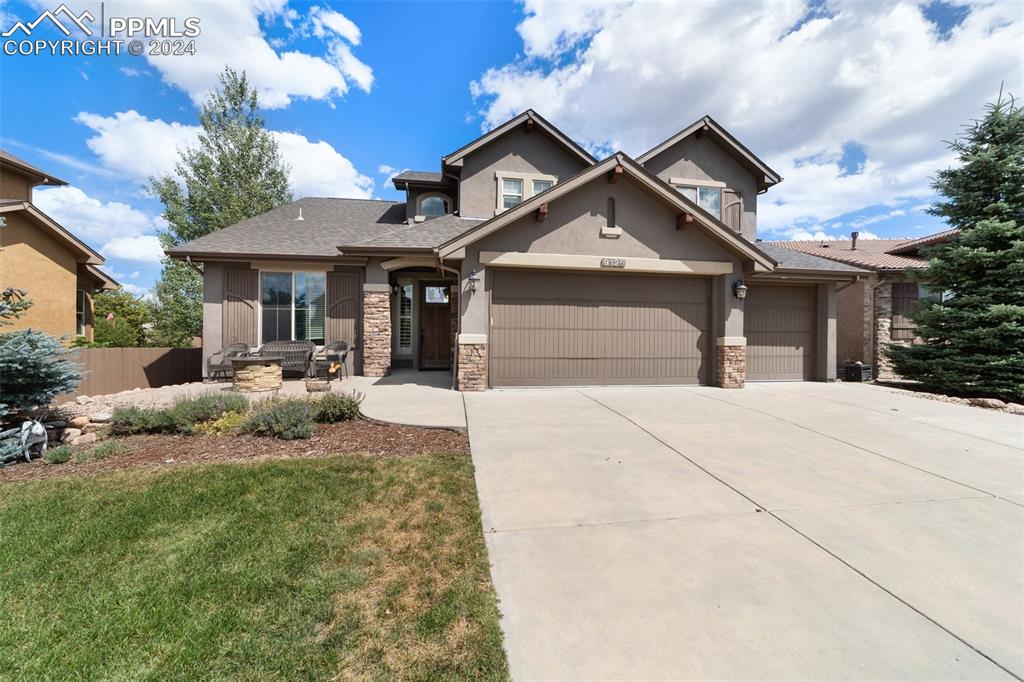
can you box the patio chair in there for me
[314,341,353,380]
[206,342,250,380]
[258,340,316,377]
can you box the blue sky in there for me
[1,0,1019,297]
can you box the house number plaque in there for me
[600,258,626,268]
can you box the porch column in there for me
[362,283,391,377]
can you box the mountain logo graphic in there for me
[2,4,95,37]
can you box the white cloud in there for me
[97,1,373,109]
[129,271,140,279]
[75,110,373,198]
[121,283,154,300]
[101,235,166,263]
[471,0,1022,236]
[33,186,163,245]
[119,67,149,77]
[310,6,361,44]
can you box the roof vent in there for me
[414,215,426,223]
[851,231,859,250]
[295,207,304,221]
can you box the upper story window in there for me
[416,193,451,219]
[501,178,523,209]
[495,172,557,213]
[670,177,724,220]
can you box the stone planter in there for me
[230,355,283,392]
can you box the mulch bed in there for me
[0,421,469,484]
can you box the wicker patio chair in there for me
[258,340,316,377]
[206,342,250,380]
[314,340,353,380]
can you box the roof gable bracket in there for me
[535,203,548,222]
[676,213,694,230]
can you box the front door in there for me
[419,283,452,369]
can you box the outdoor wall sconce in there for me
[733,280,748,300]
[467,270,480,293]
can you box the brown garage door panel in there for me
[746,285,815,381]
[490,270,709,387]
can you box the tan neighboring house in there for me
[0,150,119,341]
[168,110,869,390]
[765,229,957,379]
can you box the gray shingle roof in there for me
[342,214,485,250]
[166,198,407,258]
[392,170,445,184]
[0,148,68,187]
[757,243,871,273]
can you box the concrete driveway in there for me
[465,383,1024,680]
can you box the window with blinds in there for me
[260,271,326,345]
[398,283,413,355]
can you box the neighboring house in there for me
[0,150,119,341]
[765,229,957,379]
[167,111,868,390]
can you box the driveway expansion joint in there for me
[579,388,1023,681]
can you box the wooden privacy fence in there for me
[61,347,203,398]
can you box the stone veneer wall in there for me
[872,275,914,380]
[457,342,487,391]
[362,289,391,377]
[716,343,746,388]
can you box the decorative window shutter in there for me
[223,269,258,346]
[326,271,361,345]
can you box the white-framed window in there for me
[416,192,451,219]
[501,178,523,210]
[670,177,724,220]
[532,179,553,194]
[260,271,326,345]
[75,289,87,336]
[397,281,413,356]
[495,172,558,213]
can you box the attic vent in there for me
[295,207,304,221]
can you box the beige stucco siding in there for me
[459,175,741,338]
[458,127,589,219]
[0,168,33,201]
[0,211,79,339]
[641,136,759,240]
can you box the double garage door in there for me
[490,270,710,387]
[488,270,817,387]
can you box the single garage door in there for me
[745,284,815,381]
[490,269,710,387]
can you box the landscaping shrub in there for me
[240,400,314,440]
[194,411,246,435]
[169,394,249,432]
[43,445,72,464]
[312,392,361,423]
[110,406,177,435]
[74,441,127,464]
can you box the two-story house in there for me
[0,150,119,341]
[167,111,866,390]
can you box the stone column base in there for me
[716,338,746,388]
[457,335,487,391]
[362,286,392,377]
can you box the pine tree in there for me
[887,93,1024,402]
[149,67,292,346]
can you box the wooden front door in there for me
[419,283,452,369]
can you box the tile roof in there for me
[761,238,927,271]
[342,214,485,250]
[756,244,870,273]
[392,170,446,184]
[166,197,407,258]
[885,228,958,255]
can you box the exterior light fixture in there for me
[733,279,748,300]
[467,270,480,293]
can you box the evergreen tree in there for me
[149,67,292,346]
[887,93,1024,402]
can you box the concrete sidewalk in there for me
[467,383,1023,680]
[346,369,465,429]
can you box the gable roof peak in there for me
[443,110,596,169]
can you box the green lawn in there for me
[0,454,508,680]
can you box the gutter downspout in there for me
[434,250,462,391]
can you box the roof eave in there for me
[1,202,102,263]
[442,110,597,169]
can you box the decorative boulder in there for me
[60,427,82,443]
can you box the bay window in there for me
[260,271,326,345]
